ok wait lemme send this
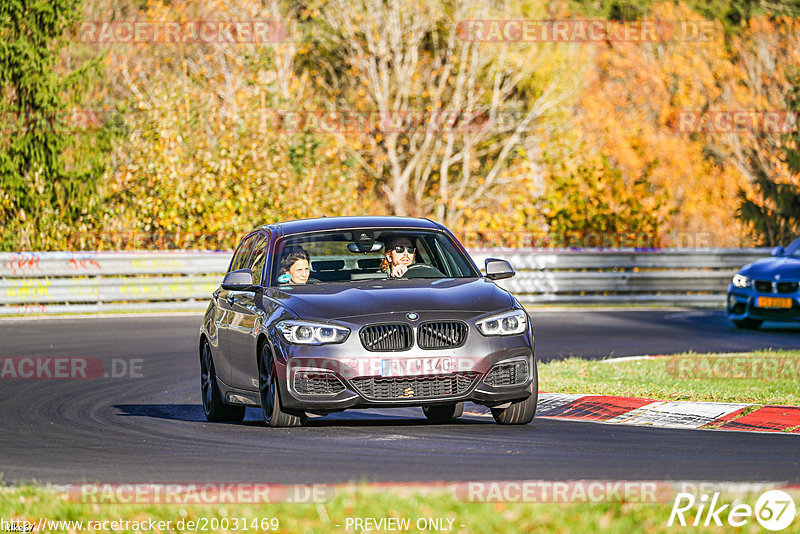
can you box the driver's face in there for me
[388,248,415,267]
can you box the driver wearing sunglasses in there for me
[381,236,417,278]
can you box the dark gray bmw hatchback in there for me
[199,216,537,426]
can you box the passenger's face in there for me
[289,259,310,284]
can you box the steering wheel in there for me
[401,264,444,279]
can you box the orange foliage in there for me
[571,2,751,246]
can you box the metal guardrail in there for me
[470,249,770,306]
[0,252,229,315]
[0,249,770,315]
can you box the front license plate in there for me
[381,357,452,377]
[756,296,792,309]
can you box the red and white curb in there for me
[465,393,800,434]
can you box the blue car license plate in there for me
[755,296,792,308]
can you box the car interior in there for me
[273,230,463,284]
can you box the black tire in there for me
[200,340,245,422]
[491,359,538,425]
[733,318,763,330]
[422,402,464,422]
[258,343,306,427]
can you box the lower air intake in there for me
[293,371,346,396]
[351,373,478,400]
[484,360,529,387]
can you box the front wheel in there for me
[200,340,245,422]
[422,402,464,422]
[732,318,763,330]
[491,359,538,425]
[259,343,306,427]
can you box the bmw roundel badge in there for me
[406,312,419,321]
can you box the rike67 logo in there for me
[669,490,796,531]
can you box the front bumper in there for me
[273,312,535,411]
[727,285,800,322]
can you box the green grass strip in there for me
[539,350,800,405]
[0,484,795,533]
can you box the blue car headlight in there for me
[476,310,528,336]
[277,320,350,345]
[732,274,750,288]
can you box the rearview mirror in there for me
[222,269,255,290]
[485,258,515,280]
[348,242,383,253]
[772,246,784,257]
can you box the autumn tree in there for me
[737,68,800,245]
[704,16,800,245]
[314,0,577,227]
[79,0,369,249]
[570,1,750,246]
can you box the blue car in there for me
[727,238,800,329]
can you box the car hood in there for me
[741,257,800,280]
[268,278,514,320]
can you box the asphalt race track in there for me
[1,310,799,485]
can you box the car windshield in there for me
[783,237,800,257]
[271,229,479,285]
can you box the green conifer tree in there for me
[737,70,800,246]
[0,0,100,250]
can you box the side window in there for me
[414,236,434,265]
[249,234,268,286]
[229,235,256,273]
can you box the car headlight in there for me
[732,274,750,288]
[476,310,528,336]
[277,320,350,345]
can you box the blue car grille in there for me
[777,282,799,294]
[754,281,773,292]
[753,280,799,294]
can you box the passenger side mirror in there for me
[222,269,255,290]
[485,258,515,280]
[772,246,784,257]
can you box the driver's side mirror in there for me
[222,269,255,290]
[485,258,515,280]
[772,246,784,257]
